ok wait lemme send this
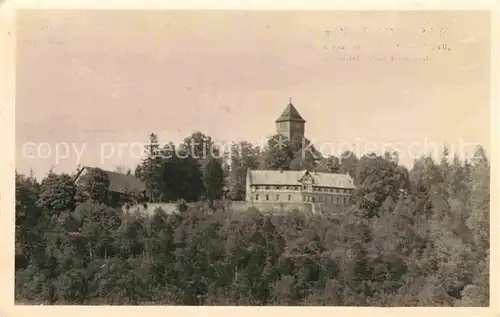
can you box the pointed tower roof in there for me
[275,98,306,123]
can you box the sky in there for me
[15,10,491,179]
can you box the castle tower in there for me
[275,97,306,141]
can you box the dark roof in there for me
[275,103,306,123]
[247,169,355,189]
[75,167,146,194]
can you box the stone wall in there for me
[230,201,313,214]
[229,201,346,215]
[123,202,180,216]
[124,201,347,216]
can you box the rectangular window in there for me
[266,194,269,201]
[288,195,292,201]
[311,197,315,203]
[336,196,340,204]
[255,194,259,201]
[276,194,280,200]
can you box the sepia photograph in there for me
[7,6,493,308]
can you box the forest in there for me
[15,131,490,306]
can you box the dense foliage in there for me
[15,132,489,306]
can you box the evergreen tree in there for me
[203,156,225,202]
[140,133,163,202]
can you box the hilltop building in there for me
[246,99,355,206]
[74,166,146,203]
[275,97,306,141]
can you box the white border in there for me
[0,0,498,316]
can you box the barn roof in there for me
[247,169,355,189]
[75,166,146,194]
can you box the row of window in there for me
[253,185,351,194]
[254,194,350,204]
[277,122,288,129]
[305,195,350,204]
[277,122,303,129]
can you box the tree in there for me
[262,134,320,171]
[15,171,42,270]
[338,150,358,181]
[289,135,321,171]
[76,168,110,204]
[314,156,340,173]
[228,141,260,200]
[161,144,205,202]
[139,133,164,203]
[15,140,490,306]
[36,172,76,217]
[181,132,217,162]
[354,153,410,218]
[467,145,489,252]
[262,134,293,170]
[203,156,225,202]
